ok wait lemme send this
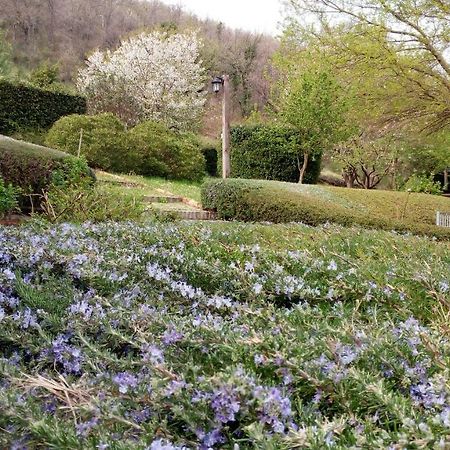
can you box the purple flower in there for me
[165,380,187,396]
[43,335,83,374]
[113,372,138,394]
[162,328,183,346]
[211,385,240,424]
[76,416,99,437]
[13,308,38,329]
[148,439,187,450]
[142,345,165,365]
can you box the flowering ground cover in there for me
[0,220,449,449]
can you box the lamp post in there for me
[212,75,231,179]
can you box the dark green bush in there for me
[0,80,86,134]
[199,137,219,177]
[229,125,322,183]
[0,135,94,210]
[45,114,131,172]
[128,121,205,181]
[202,178,450,239]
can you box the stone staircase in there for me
[144,194,217,221]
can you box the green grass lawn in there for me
[96,171,204,203]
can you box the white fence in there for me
[436,211,450,228]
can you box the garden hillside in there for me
[1,221,449,448]
[202,179,450,238]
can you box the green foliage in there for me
[0,80,86,135]
[0,176,20,218]
[39,182,144,223]
[45,113,130,172]
[402,174,443,196]
[128,121,205,181]
[202,178,450,239]
[199,138,219,177]
[0,135,93,210]
[28,63,62,90]
[229,124,322,183]
[278,70,350,155]
[47,116,206,180]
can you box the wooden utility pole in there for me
[222,74,231,179]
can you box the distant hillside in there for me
[0,0,278,132]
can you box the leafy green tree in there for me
[29,63,61,89]
[276,69,351,183]
[284,0,450,132]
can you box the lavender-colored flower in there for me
[13,308,38,329]
[441,407,450,427]
[165,380,187,396]
[162,328,183,346]
[42,335,83,374]
[253,283,263,295]
[113,372,138,394]
[76,416,99,437]
[211,385,240,424]
[142,345,165,365]
[327,260,337,271]
[148,439,187,450]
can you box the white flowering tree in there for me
[77,31,206,130]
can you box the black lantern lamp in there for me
[212,76,224,93]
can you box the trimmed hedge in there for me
[0,135,94,210]
[229,125,322,184]
[0,80,86,134]
[202,178,450,239]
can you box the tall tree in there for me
[276,69,350,183]
[77,31,206,130]
[284,0,450,132]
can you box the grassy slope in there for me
[96,171,204,203]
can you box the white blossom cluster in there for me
[77,31,206,129]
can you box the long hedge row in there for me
[202,178,450,239]
[0,80,86,134]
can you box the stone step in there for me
[173,210,217,220]
[143,195,184,203]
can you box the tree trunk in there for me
[343,167,355,188]
[298,153,309,184]
[444,168,449,192]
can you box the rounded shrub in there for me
[45,113,131,172]
[128,121,205,181]
[229,125,322,184]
